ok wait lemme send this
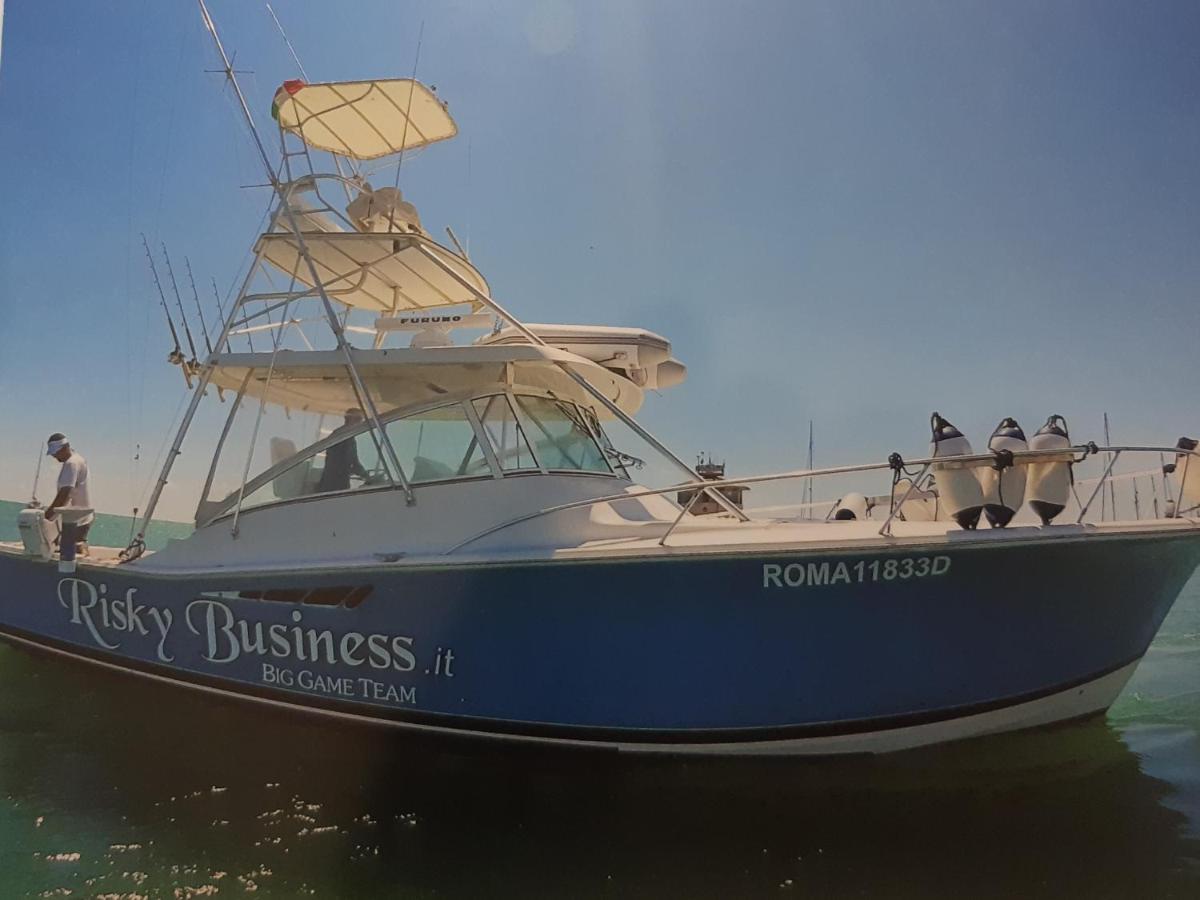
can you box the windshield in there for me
[220,392,615,519]
[514,396,611,473]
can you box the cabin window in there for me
[383,403,492,482]
[472,395,538,470]
[208,391,621,522]
[514,395,611,473]
[229,403,490,514]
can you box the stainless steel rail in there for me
[445,444,1199,554]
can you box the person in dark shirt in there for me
[316,408,368,493]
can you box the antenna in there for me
[265,3,309,79]
[465,137,472,256]
[446,226,470,260]
[141,233,193,387]
[184,256,214,356]
[806,420,814,515]
[388,18,425,231]
[161,244,199,372]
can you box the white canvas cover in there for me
[257,229,489,312]
[271,79,457,160]
[209,346,646,417]
[481,324,687,390]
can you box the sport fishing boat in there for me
[2,3,1199,756]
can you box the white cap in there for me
[46,437,69,456]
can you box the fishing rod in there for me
[141,233,193,387]
[184,256,214,356]
[30,440,45,506]
[161,243,200,373]
[212,276,251,352]
[186,260,226,401]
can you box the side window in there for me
[588,411,629,478]
[514,396,610,473]
[236,427,383,511]
[473,395,538,471]
[385,404,491,482]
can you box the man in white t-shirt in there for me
[44,433,94,555]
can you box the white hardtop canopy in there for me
[257,225,489,313]
[209,344,646,417]
[271,79,457,160]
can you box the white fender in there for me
[978,417,1028,528]
[832,492,870,521]
[1026,415,1072,525]
[929,412,983,530]
[1174,437,1200,514]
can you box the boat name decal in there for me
[58,578,175,661]
[183,597,417,671]
[54,580,442,709]
[762,555,951,589]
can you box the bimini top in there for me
[256,226,490,312]
[271,79,458,160]
[208,345,646,417]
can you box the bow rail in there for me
[445,444,1200,554]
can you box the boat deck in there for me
[0,543,128,568]
[4,515,1198,576]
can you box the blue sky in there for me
[1,0,1198,519]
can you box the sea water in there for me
[0,505,1197,897]
[0,499,193,553]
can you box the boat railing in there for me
[445,444,1200,553]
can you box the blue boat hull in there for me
[1,530,1198,753]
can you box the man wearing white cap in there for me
[44,433,94,556]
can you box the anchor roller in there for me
[1026,415,1072,525]
[979,417,1027,528]
[929,412,983,530]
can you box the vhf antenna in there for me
[161,243,200,374]
[141,232,193,388]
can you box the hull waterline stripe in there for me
[0,623,1142,748]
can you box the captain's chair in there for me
[269,437,316,499]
